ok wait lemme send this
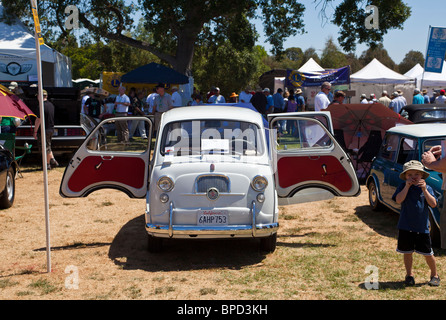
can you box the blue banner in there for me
[425,27,446,73]
[286,66,350,88]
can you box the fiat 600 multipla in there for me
[60,105,360,252]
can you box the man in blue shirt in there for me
[273,88,285,113]
[263,88,274,114]
[389,92,405,114]
[412,89,425,104]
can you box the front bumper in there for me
[146,201,279,239]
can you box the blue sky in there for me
[254,0,446,64]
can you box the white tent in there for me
[421,62,446,88]
[404,63,424,89]
[0,4,72,86]
[298,58,324,73]
[350,58,415,103]
[351,58,414,84]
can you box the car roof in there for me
[161,105,265,125]
[402,104,446,111]
[387,123,446,137]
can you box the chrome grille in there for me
[196,175,229,193]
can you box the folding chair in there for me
[356,130,382,181]
[0,133,32,178]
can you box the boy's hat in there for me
[400,160,430,180]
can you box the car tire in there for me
[368,180,383,211]
[260,233,277,253]
[0,167,15,209]
[147,234,163,253]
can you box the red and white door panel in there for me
[60,117,152,199]
[268,114,360,205]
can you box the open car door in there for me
[268,112,360,205]
[60,116,152,198]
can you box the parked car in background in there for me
[60,106,360,252]
[366,123,446,245]
[15,87,96,155]
[0,143,17,209]
[400,104,446,123]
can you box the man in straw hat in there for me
[392,160,439,286]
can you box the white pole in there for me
[31,0,51,273]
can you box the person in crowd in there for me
[153,82,173,132]
[114,86,131,143]
[84,93,104,121]
[250,86,267,117]
[81,90,94,115]
[378,91,391,107]
[146,87,157,114]
[32,90,58,170]
[206,86,216,102]
[171,86,182,107]
[412,88,425,104]
[314,82,331,111]
[129,90,148,140]
[360,94,369,104]
[328,91,346,106]
[369,93,378,103]
[263,88,274,113]
[392,160,439,287]
[397,90,407,105]
[239,86,253,103]
[208,87,225,104]
[389,92,405,114]
[435,89,446,104]
[191,94,203,106]
[295,88,305,111]
[430,90,438,104]
[273,88,285,113]
[422,89,430,104]
[229,92,238,103]
[285,95,297,134]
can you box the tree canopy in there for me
[3,0,411,76]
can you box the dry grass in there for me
[0,157,445,300]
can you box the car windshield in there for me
[160,120,264,157]
[415,110,446,121]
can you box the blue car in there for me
[366,123,446,245]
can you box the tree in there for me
[320,37,349,69]
[359,43,398,71]
[398,50,425,74]
[3,0,411,76]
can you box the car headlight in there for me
[157,176,174,192]
[251,175,268,192]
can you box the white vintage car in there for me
[60,105,360,252]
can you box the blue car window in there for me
[396,137,418,165]
[379,134,399,162]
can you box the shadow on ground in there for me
[108,214,268,272]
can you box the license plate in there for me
[197,210,228,225]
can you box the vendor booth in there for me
[0,5,72,87]
[120,62,191,105]
[350,58,414,104]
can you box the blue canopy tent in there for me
[121,62,189,84]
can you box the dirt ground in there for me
[0,158,444,301]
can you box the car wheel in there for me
[260,233,277,253]
[0,167,15,209]
[147,234,163,253]
[368,180,383,211]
